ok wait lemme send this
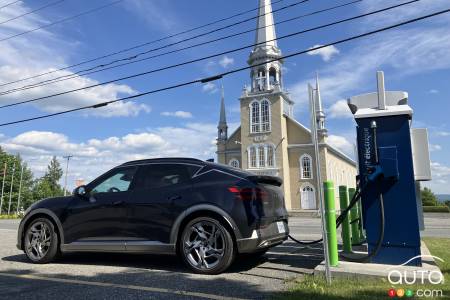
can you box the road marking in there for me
[0,272,248,300]
[0,228,15,231]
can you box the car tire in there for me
[24,218,59,264]
[179,216,235,275]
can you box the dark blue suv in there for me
[17,158,289,274]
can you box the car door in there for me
[63,166,137,251]
[126,163,200,249]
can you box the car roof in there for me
[120,157,206,167]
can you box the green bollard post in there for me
[324,181,338,266]
[349,188,361,245]
[339,186,352,253]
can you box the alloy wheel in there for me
[183,220,225,270]
[25,221,52,261]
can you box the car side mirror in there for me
[74,185,88,197]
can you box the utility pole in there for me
[7,161,15,215]
[0,162,6,215]
[309,82,331,284]
[16,164,24,215]
[63,155,73,196]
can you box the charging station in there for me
[347,72,431,266]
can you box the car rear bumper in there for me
[236,220,289,253]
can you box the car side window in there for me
[133,164,195,190]
[91,167,137,194]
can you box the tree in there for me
[38,156,64,198]
[421,187,438,206]
[0,148,34,214]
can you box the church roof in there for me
[284,115,356,166]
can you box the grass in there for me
[0,214,21,219]
[280,237,450,300]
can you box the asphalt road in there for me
[0,214,448,300]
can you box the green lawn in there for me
[280,238,450,300]
[0,214,21,219]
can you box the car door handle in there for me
[168,195,181,201]
[112,200,124,206]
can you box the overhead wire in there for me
[0,0,65,26]
[0,7,448,127]
[0,0,422,109]
[0,0,288,88]
[0,0,125,43]
[0,0,365,96]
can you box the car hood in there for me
[25,195,74,215]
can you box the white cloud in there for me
[429,89,439,94]
[435,131,450,137]
[160,111,193,119]
[202,82,218,94]
[307,45,340,62]
[429,144,442,152]
[327,135,354,156]
[327,100,352,119]
[219,56,234,69]
[0,124,217,190]
[424,162,450,193]
[0,2,149,118]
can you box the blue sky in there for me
[0,0,449,193]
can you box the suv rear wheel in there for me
[179,217,235,274]
[24,218,59,264]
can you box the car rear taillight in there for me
[227,186,268,201]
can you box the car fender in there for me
[170,204,243,245]
[17,208,65,250]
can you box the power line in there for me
[0,0,20,10]
[0,0,421,109]
[0,0,124,42]
[0,0,364,96]
[0,7,447,127]
[0,0,66,26]
[0,0,290,88]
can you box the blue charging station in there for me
[347,72,431,266]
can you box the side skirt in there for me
[61,241,176,254]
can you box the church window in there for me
[269,67,277,85]
[249,147,257,168]
[250,101,260,133]
[267,145,275,167]
[229,159,239,168]
[261,100,271,132]
[250,99,271,133]
[255,68,266,91]
[300,154,313,179]
[248,144,276,169]
[258,145,265,167]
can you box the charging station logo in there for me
[386,255,445,298]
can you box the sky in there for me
[0,0,449,193]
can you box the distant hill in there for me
[437,194,450,203]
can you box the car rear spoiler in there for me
[247,175,283,187]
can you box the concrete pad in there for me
[314,241,444,284]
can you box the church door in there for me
[301,185,316,210]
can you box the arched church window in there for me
[249,147,257,168]
[229,159,239,168]
[300,154,313,179]
[255,68,266,91]
[269,67,277,85]
[261,99,271,132]
[250,101,260,133]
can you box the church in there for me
[216,0,357,211]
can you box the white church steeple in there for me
[248,0,283,93]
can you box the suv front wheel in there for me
[179,217,235,274]
[24,218,59,264]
